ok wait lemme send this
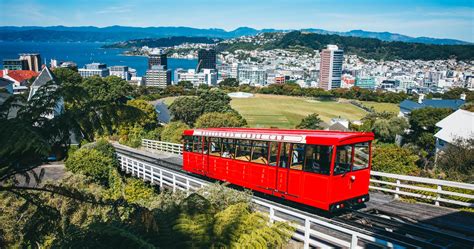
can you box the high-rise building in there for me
[238,66,266,85]
[79,63,109,78]
[145,66,171,88]
[175,68,217,87]
[148,53,168,70]
[197,49,216,72]
[19,53,42,72]
[319,45,343,90]
[109,66,131,80]
[3,59,28,70]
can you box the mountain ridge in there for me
[0,26,470,45]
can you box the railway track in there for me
[115,145,474,248]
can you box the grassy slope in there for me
[358,101,400,114]
[230,94,368,128]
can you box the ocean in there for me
[0,41,197,78]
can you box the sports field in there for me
[230,94,368,128]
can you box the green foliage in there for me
[169,96,204,126]
[437,138,474,182]
[371,116,408,142]
[195,112,247,128]
[126,99,158,128]
[219,78,240,87]
[81,75,133,103]
[53,67,82,85]
[123,178,157,204]
[161,121,190,143]
[372,143,420,175]
[65,147,115,185]
[407,107,452,150]
[295,113,323,129]
[176,80,194,89]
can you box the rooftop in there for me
[400,99,465,112]
[0,70,39,83]
[435,109,474,144]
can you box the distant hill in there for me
[218,31,474,61]
[103,37,222,48]
[0,26,470,45]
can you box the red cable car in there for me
[182,128,374,212]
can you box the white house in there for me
[434,109,474,154]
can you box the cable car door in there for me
[275,143,290,194]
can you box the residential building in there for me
[148,53,167,70]
[0,69,38,94]
[19,53,42,72]
[145,66,171,88]
[197,48,216,72]
[3,59,28,70]
[434,109,473,155]
[109,66,131,80]
[79,63,109,78]
[28,66,63,119]
[0,78,14,94]
[399,94,466,117]
[238,66,266,85]
[319,45,343,90]
[175,68,217,87]
[355,77,376,89]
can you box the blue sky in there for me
[1,0,473,42]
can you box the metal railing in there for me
[116,150,404,249]
[370,171,474,208]
[140,139,474,208]
[142,139,183,155]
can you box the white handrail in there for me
[116,150,405,249]
[140,139,474,208]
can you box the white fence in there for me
[141,139,474,208]
[370,171,474,208]
[117,152,404,249]
[142,139,183,155]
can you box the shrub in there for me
[65,148,115,185]
[161,121,190,143]
[372,143,420,175]
[195,112,247,128]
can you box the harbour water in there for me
[0,41,197,77]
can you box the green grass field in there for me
[358,101,400,114]
[161,96,179,106]
[230,94,368,128]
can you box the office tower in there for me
[197,48,216,72]
[319,45,343,90]
[145,66,171,88]
[109,66,131,80]
[148,53,168,70]
[19,53,42,72]
[2,59,29,70]
[78,63,110,78]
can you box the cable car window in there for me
[235,140,252,161]
[221,138,235,159]
[251,141,269,165]
[304,145,331,175]
[290,144,305,171]
[279,143,290,168]
[353,142,369,170]
[184,136,193,152]
[209,137,222,156]
[193,136,203,153]
[268,142,279,166]
[334,145,353,175]
[203,137,210,154]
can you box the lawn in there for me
[161,96,179,106]
[358,101,400,114]
[230,94,368,128]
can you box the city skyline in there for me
[1,0,473,42]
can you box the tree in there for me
[195,112,247,128]
[177,80,194,89]
[169,96,204,126]
[408,107,452,151]
[219,78,239,87]
[52,67,82,85]
[372,117,408,143]
[161,121,190,143]
[372,143,420,175]
[126,99,158,129]
[81,76,133,103]
[296,113,323,129]
[199,89,234,113]
[65,147,115,185]
[437,137,474,182]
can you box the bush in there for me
[161,121,190,143]
[372,143,420,175]
[195,112,247,128]
[65,148,115,185]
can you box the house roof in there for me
[31,66,55,87]
[434,109,474,144]
[400,99,465,112]
[327,122,350,132]
[0,70,38,83]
